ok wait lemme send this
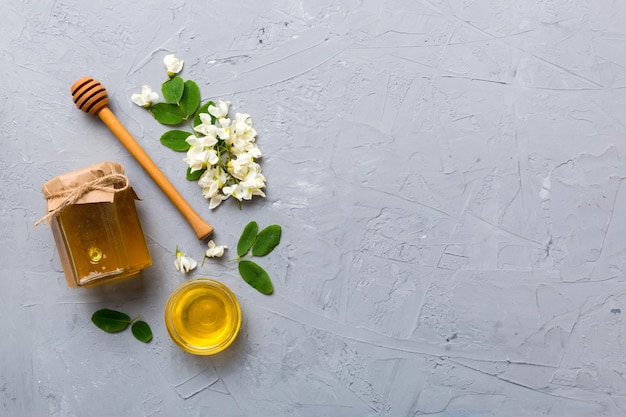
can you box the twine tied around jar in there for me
[35,173,129,227]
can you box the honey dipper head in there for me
[71,77,109,115]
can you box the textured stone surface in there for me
[3,0,626,415]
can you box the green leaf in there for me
[160,130,191,151]
[162,76,184,103]
[251,224,282,257]
[131,320,153,343]
[186,166,205,181]
[180,80,201,117]
[194,101,216,126]
[238,260,273,294]
[91,309,131,333]
[151,103,184,125]
[237,221,258,257]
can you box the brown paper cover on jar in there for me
[41,161,128,215]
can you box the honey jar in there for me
[39,161,152,288]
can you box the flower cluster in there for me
[131,54,266,209]
[186,101,266,209]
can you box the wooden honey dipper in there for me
[71,77,213,240]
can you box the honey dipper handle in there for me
[97,107,213,240]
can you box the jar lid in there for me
[41,161,129,212]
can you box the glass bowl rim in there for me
[164,278,241,355]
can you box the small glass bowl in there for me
[165,278,241,355]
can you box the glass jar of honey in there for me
[39,161,152,288]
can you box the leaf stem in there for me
[185,117,195,132]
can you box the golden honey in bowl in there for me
[165,279,241,355]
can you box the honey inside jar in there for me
[165,279,241,355]
[51,188,152,287]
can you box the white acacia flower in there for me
[223,172,265,201]
[242,164,266,188]
[202,180,219,198]
[184,146,218,172]
[224,163,266,201]
[205,240,227,258]
[222,183,250,201]
[131,85,159,108]
[228,152,256,180]
[164,54,184,77]
[208,100,230,119]
[231,136,261,157]
[216,117,231,141]
[198,167,230,208]
[198,166,228,193]
[207,193,227,209]
[186,133,217,149]
[193,114,219,138]
[232,113,257,141]
[174,248,197,273]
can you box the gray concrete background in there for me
[3,0,626,415]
